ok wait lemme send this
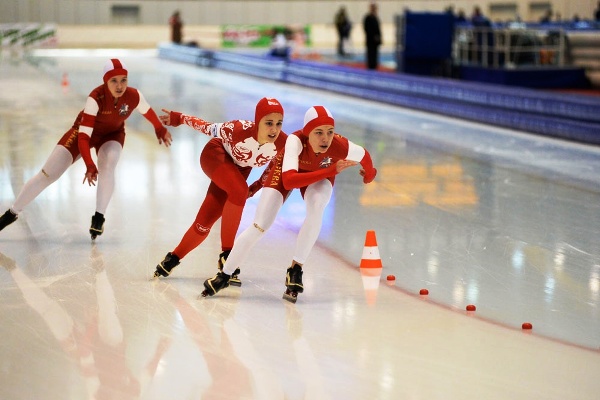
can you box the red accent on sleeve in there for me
[359,150,377,183]
[77,133,95,169]
[169,111,183,127]
[359,149,374,171]
[282,165,337,190]
[80,113,96,130]
[143,108,167,139]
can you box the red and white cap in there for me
[303,106,334,135]
[103,59,128,83]
[254,97,284,125]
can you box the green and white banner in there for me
[221,25,311,48]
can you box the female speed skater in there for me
[201,105,377,302]
[152,98,287,282]
[0,58,172,239]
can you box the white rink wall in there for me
[1,0,597,26]
[53,24,395,50]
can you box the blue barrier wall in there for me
[158,43,600,145]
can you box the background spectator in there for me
[169,10,183,44]
[540,9,553,23]
[363,2,382,70]
[334,6,352,57]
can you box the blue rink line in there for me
[157,43,600,146]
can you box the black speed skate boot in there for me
[153,252,180,279]
[201,271,231,297]
[218,250,242,287]
[0,209,18,232]
[89,212,105,240]
[283,263,304,304]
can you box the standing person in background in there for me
[471,6,493,65]
[539,9,553,23]
[363,2,382,70]
[200,106,377,303]
[169,10,183,44]
[152,98,287,282]
[455,9,467,23]
[0,59,172,238]
[269,28,291,58]
[334,6,352,57]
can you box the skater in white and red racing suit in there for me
[217,105,377,300]
[0,58,171,237]
[153,97,287,279]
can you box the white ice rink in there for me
[1,49,600,399]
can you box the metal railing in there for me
[453,26,568,69]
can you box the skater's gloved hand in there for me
[160,109,183,127]
[155,126,173,147]
[83,163,98,186]
[360,167,377,184]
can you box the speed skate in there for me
[283,263,304,303]
[283,288,300,303]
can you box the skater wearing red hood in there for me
[0,58,172,239]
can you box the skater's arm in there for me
[247,157,277,198]
[78,134,97,186]
[358,150,377,183]
[78,97,99,186]
[280,136,355,190]
[136,91,172,147]
[282,161,356,190]
[345,141,377,184]
[159,109,215,137]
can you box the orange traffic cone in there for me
[359,230,382,269]
[359,230,383,305]
[61,73,69,93]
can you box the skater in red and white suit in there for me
[0,59,172,238]
[153,98,287,280]
[202,105,377,301]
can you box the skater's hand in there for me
[335,160,358,174]
[83,164,98,186]
[160,109,183,127]
[360,167,377,184]
[160,130,173,147]
[156,126,173,147]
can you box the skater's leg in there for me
[200,140,250,253]
[212,168,249,252]
[88,141,121,239]
[221,188,283,275]
[220,200,244,251]
[283,180,332,303]
[293,180,333,264]
[12,145,74,213]
[172,182,226,259]
[154,147,231,278]
[95,140,122,215]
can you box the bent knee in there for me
[228,188,248,207]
